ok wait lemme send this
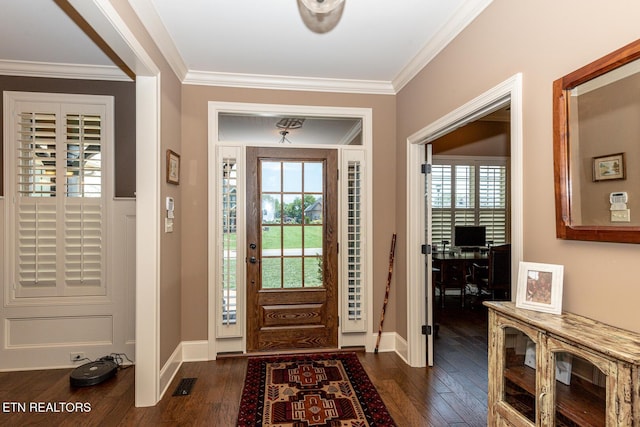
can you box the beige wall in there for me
[396,0,640,336]
[180,86,396,341]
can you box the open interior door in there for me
[425,143,435,366]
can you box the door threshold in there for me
[217,347,365,360]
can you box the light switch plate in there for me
[611,209,630,222]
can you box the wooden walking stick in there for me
[374,233,397,354]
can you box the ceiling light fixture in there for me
[276,117,305,144]
[297,0,345,34]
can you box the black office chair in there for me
[433,257,466,308]
[465,244,511,305]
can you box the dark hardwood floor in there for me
[0,301,488,426]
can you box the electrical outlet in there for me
[70,352,85,362]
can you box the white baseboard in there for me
[159,343,183,399]
[157,340,212,400]
[368,332,411,365]
[369,331,395,353]
[182,340,209,362]
[394,333,409,363]
[175,335,409,368]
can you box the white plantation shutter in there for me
[17,203,57,289]
[8,93,110,299]
[479,165,507,244]
[346,159,363,322]
[17,112,57,196]
[432,157,508,247]
[341,149,368,333]
[65,114,102,198]
[15,111,58,292]
[431,165,452,244]
[64,203,103,286]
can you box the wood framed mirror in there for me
[554,39,640,243]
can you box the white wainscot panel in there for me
[7,316,113,347]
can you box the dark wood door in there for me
[246,147,338,352]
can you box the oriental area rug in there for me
[236,352,396,426]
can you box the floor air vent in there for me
[172,377,197,396]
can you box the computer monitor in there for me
[454,225,486,249]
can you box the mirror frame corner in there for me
[553,38,640,244]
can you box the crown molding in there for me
[392,0,493,92]
[3,0,491,92]
[128,0,188,81]
[183,70,396,95]
[0,59,130,81]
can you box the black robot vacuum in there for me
[70,359,118,387]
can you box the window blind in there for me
[432,158,508,247]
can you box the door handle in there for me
[249,256,259,264]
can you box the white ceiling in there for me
[0,0,493,94]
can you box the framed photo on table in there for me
[515,262,564,314]
[166,149,180,185]
[593,152,625,181]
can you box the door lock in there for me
[249,243,257,250]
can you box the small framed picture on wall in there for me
[593,152,625,182]
[166,149,180,185]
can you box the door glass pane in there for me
[283,257,302,288]
[553,351,606,426]
[304,225,322,256]
[262,194,281,224]
[283,226,302,250]
[304,195,323,223]
[304,257,322,287]
[503,327,536,423]
[283,162,302,192]
[282,194,303,224]
[261,161,281,192]
[261,257,281,289]
[304,162,323,193]
[262,225,281,253]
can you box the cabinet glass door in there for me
[503,327,537,423]
[551,351,606,426]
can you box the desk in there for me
[432,251,488,308]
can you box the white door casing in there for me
[207,102,374,358]
[405,73,524,367]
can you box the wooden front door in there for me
[246,147,338,352]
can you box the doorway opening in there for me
[429,110,511,370]
[208,102,374,358]
[405,74,523,368]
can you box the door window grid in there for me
[260,160,323,289]
[432,159,508,246]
